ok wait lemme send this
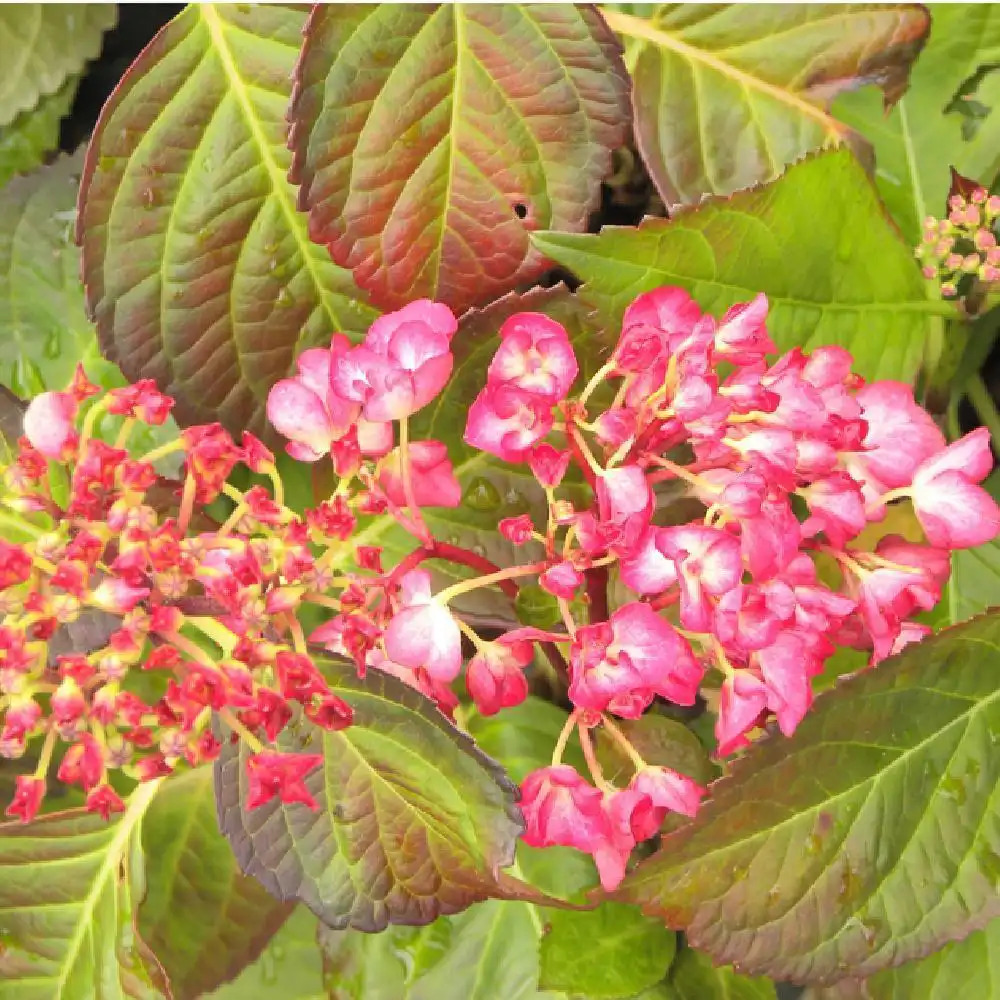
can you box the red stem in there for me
[384,541,521,601]
[586,565,609,624]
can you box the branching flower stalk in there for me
[1,290,998,894]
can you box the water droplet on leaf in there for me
[463,477,501,511]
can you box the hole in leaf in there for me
[513,202,528,219]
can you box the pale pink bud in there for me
[23,391,77,459]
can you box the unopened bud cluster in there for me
[916,186,1000,297]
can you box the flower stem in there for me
[578,723,615,793]
[551,709,579,766]
[399,417,430,543]
[578,361,615,408]
[135,437,184,467]
[966,373,1000,447]
[437,561,547,604]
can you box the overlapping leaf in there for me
[139,767,293,999]
[600,4,928,208]
[614,612,1000,984]
[532,150,949,384]
[835,5,1000,241]
[666,947,777,1000]
[0,76,78,188]
[0,4,115,127]
[864,917,1000,999]
[0,151,95,393]
[208,907,326,1000]
[289,4,630,313]
[215,660,522,931]
[0,781,166,1000]
[78,3,377,437]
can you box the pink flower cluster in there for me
[0,372,355,822]
[3,289,997,895]
[916,183,1000,296]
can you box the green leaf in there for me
[539,903,677,997]
[333,285,608,617]
[208,907,326,1000]
[532,149,946,384]
[613,612,1000,984]
[0,76,78,188]
[0,4,115,128]
[215,659,523,931]
[316,696,599,1000]
[948,540,1000,625]
[600,5,928,208]
[596,713,714,788]
[863,917,1000,999]
[0,150,95,394]
[468,697,586,785]
[139,767,293,1000]
[78,3,377,438]
[289,4,630,313]
[667,947,777,1000]
[0,781,167,1000]
[834,5,1000,241]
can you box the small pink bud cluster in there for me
[916,186,1000,296]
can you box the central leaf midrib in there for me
[601,9,847,141]
[198,4,347,332]
[50,779,164,996]
[625,679,998,889]
[531,230,955,318]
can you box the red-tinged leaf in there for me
[613,612,1000,984]
[77,4,377,437]
[601,4,929,208]
[289,4,630,313]
[214,659,523,931]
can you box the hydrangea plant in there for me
[1,4,1000,999]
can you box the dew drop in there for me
[276,287,293,308]
[463,476,501,511]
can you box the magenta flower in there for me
[246,751,323,811]
[520,764,608,853]
[908,427,1000,548]
[466,640,531,716]
[657,525,742,630]
[569,602,702,717]
[23,390,77,459]
[487,312,579,402]
[383,570,462,682]
[630,765,705,818]
[331,300,457,422]
[464,383,554,462]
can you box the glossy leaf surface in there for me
[0,4,115,127]
[215,660,522,931]
[532,150,945,384]
[290,4,630,313]
[139,767,293,999]
[78,4,377,436]
[835,5,1000,240]
[0,782,166,1000]
[614,613,1000,983]
[603,4,928,207]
